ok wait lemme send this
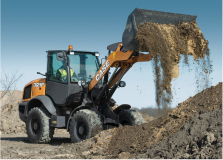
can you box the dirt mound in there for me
[107,82,222,156]
[136,21,211,109]
[134,108,222,159]
[0,90,22,112]
[138,111,154,123]
[1,101,26,135]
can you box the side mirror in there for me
[37,72,46,76]
[57,52,64,61]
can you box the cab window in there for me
[47,52,68,83]
[68,52,102,84]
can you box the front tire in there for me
[69,109,103,143]
[118,109,145,126]
[26,107,54,143]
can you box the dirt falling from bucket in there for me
[136,21,211,111]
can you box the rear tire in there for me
[118,109,144,126]
[69,109,103,143]
[26,107,54,143]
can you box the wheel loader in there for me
[18,8,196,143]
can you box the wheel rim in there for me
[31,117,40,135]
[76,121,87,140]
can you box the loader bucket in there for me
[122,8,197,51]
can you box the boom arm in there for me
[89,43,152,91]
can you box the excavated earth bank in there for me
[136,21,211,109]
[1,82,222,159]
[107,82,222,157]
[134,108,222,159]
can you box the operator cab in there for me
[46,45,102,107]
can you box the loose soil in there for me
[1,101,26,135]
[1,82,221,159]
[136,21,211,109]
[0,90,22,112]
[107,82,222,156]
[134,108,222,159]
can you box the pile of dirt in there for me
[1,100,26,135]
[134,108,222,159]
[0,90,22,112]
[106,82,222,156]
[138,111,154,123]
[136,21,211,109]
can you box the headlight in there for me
[78,80,86,87]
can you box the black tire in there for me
[118,109,145,126]
[26,107,54,143]
[69,109,103,143]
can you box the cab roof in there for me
[47,50,99,53]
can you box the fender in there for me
[66,105,100,131]
[25,95,61,117]
[113,104,131,115]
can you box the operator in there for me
[56,58,78,82]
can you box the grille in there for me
[23,84,32,99]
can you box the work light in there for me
[119,81,126,87]
[78,80,86,87]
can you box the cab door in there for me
[46,51,68,106]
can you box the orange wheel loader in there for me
[18,8,196,143]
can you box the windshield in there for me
[67,52,102,84]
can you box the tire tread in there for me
[69,109,102,143]
[26,107,54,143]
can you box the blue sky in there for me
[1,0,222,108]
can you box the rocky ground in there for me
[0,82,222,159]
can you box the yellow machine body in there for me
[22,78,46,102]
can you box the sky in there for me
[1,0,222,109]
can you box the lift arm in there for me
[88,43,152,91]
